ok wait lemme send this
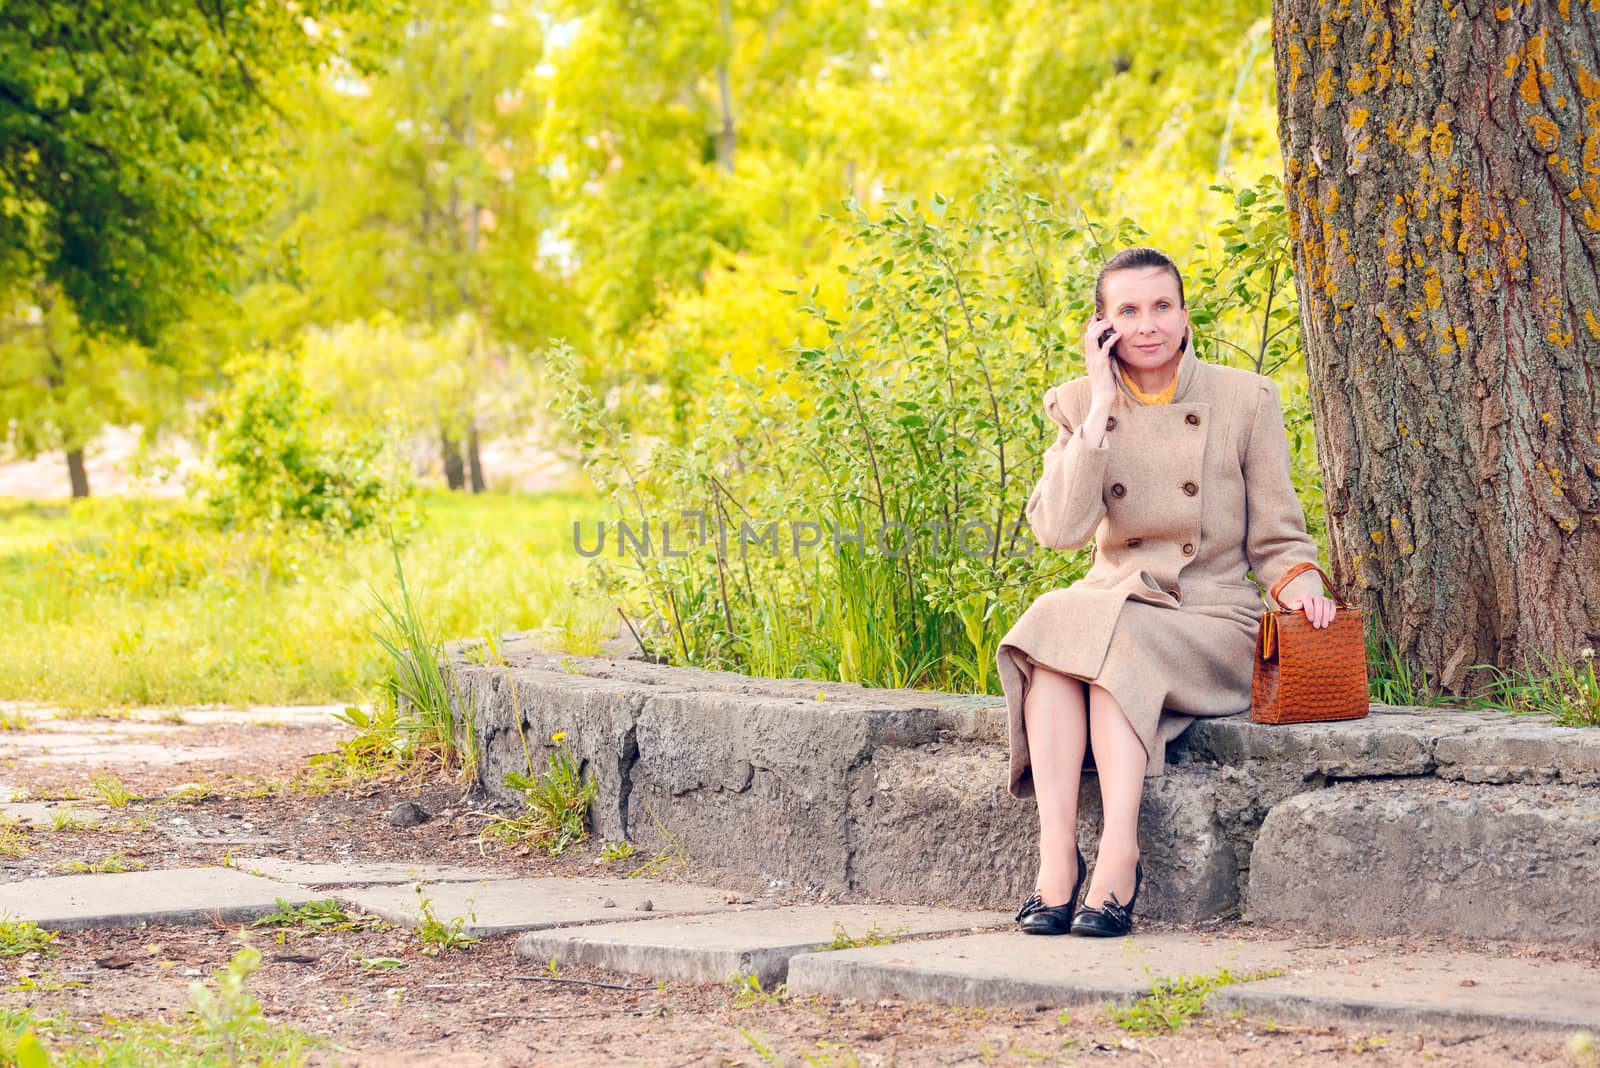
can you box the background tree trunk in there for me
[441,433,466,491]
[1273,0,1600,690]
[466,421,485,494]
[66,448,89,499]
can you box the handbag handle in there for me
[1268,562,1354,609]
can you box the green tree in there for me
[251,0,577,490]
[0,0,385,494]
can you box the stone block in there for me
[1246,780,1600,943]
[852,747,1238,922]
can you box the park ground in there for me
[0,702,1586,1066]
[0,486,1594,1065]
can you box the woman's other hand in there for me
[1283,593,1338,629]
[1083,316,1120,410]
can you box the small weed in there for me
[48,808,90,832]
[1350,1035,1389,1053]
[0,913,58,957]
[412,884,479,955]
[477,733,597,856]
[250,898,383,933]
[89,772,137,808]
[600,840,636,863]
[0,818,28,858]
[1568,1031,1598,1068]
[59,852,145,874]
[1108,967,1283,1035]
[1467,648,1600,727]
[360,956,405,970]
[0,711,29,731]
[166,781,214,803]
[463,634,508,667]
[728,973,787,1009]
[5,968,88,993]
[817,920,909,951]
[627,805,690,879]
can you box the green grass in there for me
[0,946,322,1066]
[0,491,611,711]
[0,913,57,957]
[816,920,909,951]
[249,898,383,933]
[1107,968,1282,1035]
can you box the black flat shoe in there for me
[1070,860,1143,938]
[1018,847,1087,936]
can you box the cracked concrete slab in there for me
[514,904,1011,986]
[339,876,748,937]
[0,868,319,930]
[1211,950,1600,1032]
[785,930,1338,1007]
[232,858,507,886]
[0,801,107,828]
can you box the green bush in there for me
[193,357,415,538]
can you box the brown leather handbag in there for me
[1250,562,1369,724]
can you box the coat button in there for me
[1186,413,1200,426]
[1182,543,1195,555]
[1106,416,1117,431]
[1126,537,1142,548]
[1111,483,1126,498]
[1182,481,1198,496]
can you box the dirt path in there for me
[0,705,1582,1066]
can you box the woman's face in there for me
[1099,266,1189,374]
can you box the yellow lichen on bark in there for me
[1528,115,1561,149]
[1585,309,1600,339]
[1431,122,1454,157]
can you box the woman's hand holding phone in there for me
[1078,316,1120,448]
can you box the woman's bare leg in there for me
[1022,666,1089,905]
[1084,684,1145,909]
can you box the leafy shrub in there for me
[193,357,415,538]
[550,162,1318,695]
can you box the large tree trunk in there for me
[66,447,89,498]
[1273,1,1600,691]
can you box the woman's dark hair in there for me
[1094,247,1186,314]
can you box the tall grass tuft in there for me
[365,529,467,775]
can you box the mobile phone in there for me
[1098,326,1120,361]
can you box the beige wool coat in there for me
[995,345,1325,799]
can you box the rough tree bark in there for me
[1273,0,1600,690]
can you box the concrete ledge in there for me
[447,643,1600,941]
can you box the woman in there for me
[995,247,1337,937]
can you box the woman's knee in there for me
[1025,666,1087,717]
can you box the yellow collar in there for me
[1118,363,1179,405]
